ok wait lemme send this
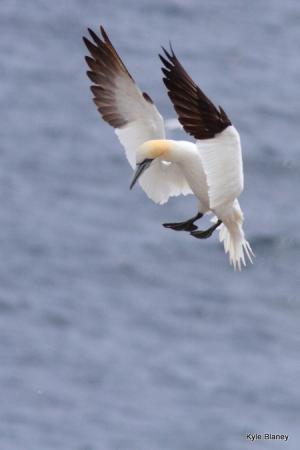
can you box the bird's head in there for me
[130,140,172,189]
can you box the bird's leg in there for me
[190,220,222,239]
[163,212,203,232]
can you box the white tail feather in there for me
[219,222,254,271]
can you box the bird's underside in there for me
[83,26,221,239]
[83,26,253,269]
[82,27,234,240]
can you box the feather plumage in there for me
[83,27,192,203]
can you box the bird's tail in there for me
[216,202,254,271]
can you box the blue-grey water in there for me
[0,1,299,449]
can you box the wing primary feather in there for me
[159,45,231,139]
[87,28,102,46]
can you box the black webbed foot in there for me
[190,220,222,239]
[163,212,203,232]
[190,228,215,239]
[163,221,198,232]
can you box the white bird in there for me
[83,26,254,270]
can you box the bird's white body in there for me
[84,26,254,270]
[136,133,253,270]
[162,140,210,210]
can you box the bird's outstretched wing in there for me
[159,46,231,139]
[83,27,192,204]
[160,47,243,209]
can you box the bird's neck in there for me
[166,140,199,164]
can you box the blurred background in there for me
[0,0,299,449]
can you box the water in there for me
[0,0,299,449]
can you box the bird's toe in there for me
[163,222,197,231]
[190,229,213,239]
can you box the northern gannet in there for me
[83,26,254,270]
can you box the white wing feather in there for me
[113,75,165,168]
[84,27,191,204]
[138,160,192,204]
[115,100,192,204]
[196,126,244,210]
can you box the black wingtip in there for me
[82,36,91,46]
[158,53,166,65]
[159,54,174,71]
[100,25,109,42]
[161,68,169,77]
[82,36,90,49]
[87,28,101,45]
[162,46,173,60]
[219,105,232,124]
[169,41,175,56]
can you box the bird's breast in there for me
[173,143,209,207]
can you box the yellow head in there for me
[130,140,172,190]
[137,139,172,163]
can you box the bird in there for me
[83,26,254,270]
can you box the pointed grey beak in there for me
[129,159,153,190]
